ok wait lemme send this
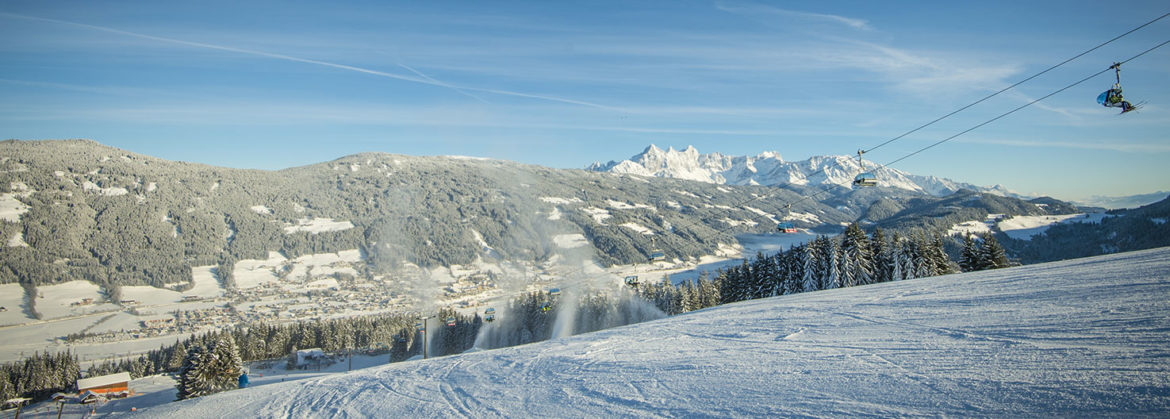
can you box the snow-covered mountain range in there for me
[588,144,1022,198]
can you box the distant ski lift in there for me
[445,316,456,327]
[777,222,797,234]
[624,275,639,286]
[484,307,496,322]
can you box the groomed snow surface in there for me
[144,247,1170,417]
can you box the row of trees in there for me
[0,351,81,402]
[717,224,956,304]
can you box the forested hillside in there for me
[0,140,1075,294]
[0,140,833,288]
[1004,196,1170,263]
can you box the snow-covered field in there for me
[35,281,119,319]
[946,213,1003,237]
[184,265,225,298]
[120,285,182,305]
[553,234,589,249]
[282,217,355,234]
[0,192,30,222]
[998,213,1109,240]
[0,283,27,326]
[146,247,1170,417]
[232,252,288,289]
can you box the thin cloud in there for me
[0,12,616,110]
[957,137,1170,153]
[715,2,871,31]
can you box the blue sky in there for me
[1,1,1168,202]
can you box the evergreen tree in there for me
[166,340,187,371]
[782,246,804,295]
[176,346,210,400]
[176,336,243,400]
[978,233,1010,270]
[930,235,955,275]
[802,239,822,292]
[889,233,905,281]
[959,234,979,272]
[824,238,841,290]
[870,228,890,283]
[840,223,874,287]
[698,274,721,309]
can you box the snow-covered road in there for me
[141,247,1170,417]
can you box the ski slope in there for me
[142,248,1170,417]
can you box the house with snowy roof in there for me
[76,372,131,397]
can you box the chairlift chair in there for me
[1098,62,1140,114]
[853,150,878,188]
[853,172,878,187]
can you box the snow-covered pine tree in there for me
[802,239,822,291]
[898,235,918,280]
[912,234,934,278]
[208,335,243,392]
[959,234,979,272]
[177,346,210,400]
[825,238,841,290]
[750,251,776,299]
[978,233,1010,269]
[698,273,721,308]
[683,281,700,312]
[781,246,803,295]
[930,235,955,275]
[840,223,874,287]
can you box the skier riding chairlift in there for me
[1098,62,1138,114]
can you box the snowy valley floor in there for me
[140,247,1170,417]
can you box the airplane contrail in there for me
[0,12,619,110]
[397,63,491,104]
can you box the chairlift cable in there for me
[862,11,1170,155]
[876,38,1169,170]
